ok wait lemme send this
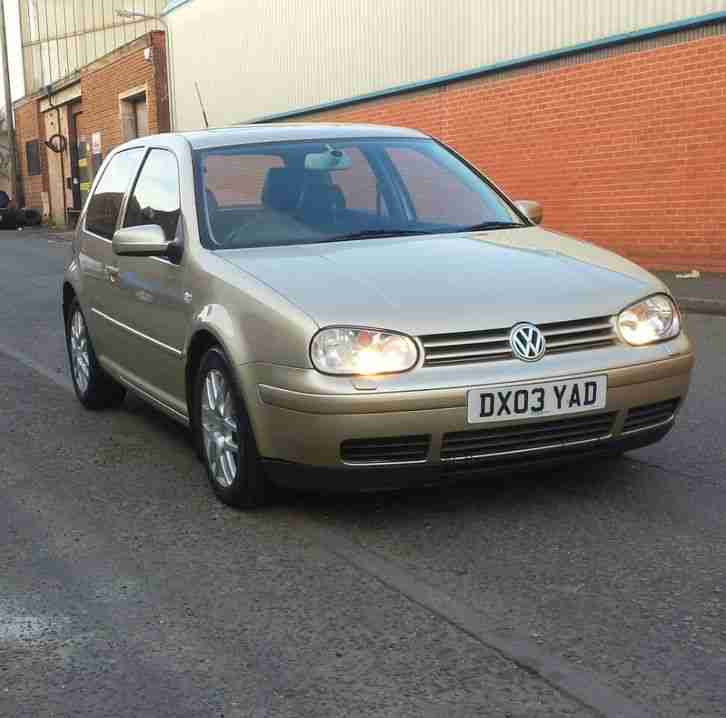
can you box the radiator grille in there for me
[441,411,617,461]
[622,400,679,434]
[420,316,617,367]
[341,435,430,464]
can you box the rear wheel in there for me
[195,347,269,508]
[65,298,126,409]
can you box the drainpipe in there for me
[0,0,19,206]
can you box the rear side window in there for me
[85,149,144,238]
[124,149,181,241]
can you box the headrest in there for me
[297,182,346,219]
[261,167,306,211]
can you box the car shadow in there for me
[277,455,635,526]
[110,390,642,526]
[117,391,194,453]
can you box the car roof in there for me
[178,123,429,149]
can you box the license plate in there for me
[467,375,607,424]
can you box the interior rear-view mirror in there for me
[304,146,352,171]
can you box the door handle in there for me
[105,265,120,283]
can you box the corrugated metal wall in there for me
[166,0,726,130]
[20,0,165,94]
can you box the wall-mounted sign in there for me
[91,132,102,155]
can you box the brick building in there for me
[165,1,726,272]
[13,31,169,226]
[12,99,46,211]
[287,31,726,273]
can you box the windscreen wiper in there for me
[324,229,436,242]
[458,221,527,232]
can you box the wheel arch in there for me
[186,324,257,461]
[185,328,227,416]
[62,281,77,323]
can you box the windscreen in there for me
[194,137,524,249]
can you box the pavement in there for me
[656,271,726,317]
[1,229,726,717]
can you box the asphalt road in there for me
[1,231,725,718]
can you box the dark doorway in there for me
[68,102,84,213]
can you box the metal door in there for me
[68,103,83,212]
[134,98,149,137]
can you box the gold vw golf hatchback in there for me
[63,124,693,507]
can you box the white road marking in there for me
[0,342,73,391]
[0,612,68,641]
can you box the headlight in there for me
[617,294,680,346]
[310,327,419,375]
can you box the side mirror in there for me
[515,200,543,225]
[112,224,170,257]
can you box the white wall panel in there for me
[19,0,165,94]
[166,0,726,131]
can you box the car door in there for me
[78,147,146,362]
[109,148,190,414]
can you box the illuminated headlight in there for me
[310,327,419,375]
[617,294,681,346]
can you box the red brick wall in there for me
[295,35,726,272]
[13,98,47,210]
[80,32,168,156]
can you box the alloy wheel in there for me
[70,309,90,394]
[201,369,240,488]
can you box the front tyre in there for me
[65,298,126,409]
[195,347,269,508]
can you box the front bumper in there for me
[262,422,674,491]
[238,338,693,487]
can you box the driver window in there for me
[124,149,181,242]
[386,146,484,225]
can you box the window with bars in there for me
[25,140,41,176]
